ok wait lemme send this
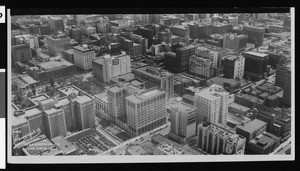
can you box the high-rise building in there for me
[189,55,215,78]
[282,69,291,106]
[132,66,174,100]
[48,17,65,32]
[73,44,96,71]
[212,23,232,34]
[73,15,86,26]
[158,29,172,44]
[194,84,229,126]
[283,16,291,32]
[29,24,41,35]
[171,25,190,43]
[11,44,32,67]
[242,51,269,81]
[165,44,197,73]
[106,78,145,123]
[130,33,148,55]
[43,107,67,139]
[126,88,167,136]
[40,24,52,35]
[197,122,246,155]
[168,100,196,143]
[58,85,96,131]
[223,33,248,51]
[275,62,291,88]
[92,52,131,83]
[242,25,265,48]
[133,26,154,48]
[45,35,71,56]
[223,54,245,79]
[69,27,82,42]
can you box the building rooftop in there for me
[238,119,267,134]
[23,137,61,156]
[94,92,108,103]
[242,51,269,58]
[167,99,196,114]
[51,136,77,155]
[66,128,98,142]
[126,88,164,104]
[73,45,94,52]
[229,102,250,112]
[194,84,228,100]
[249,132,280,148]
[29,94,49,105]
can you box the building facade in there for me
[126,88,167,136]
[194,84,229,126]
[197,122,246,155]
[242,51,269,81]
[73,44,96,70]
[46,35,71,57]
[223,54,245,79]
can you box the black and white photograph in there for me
[6,8,295,164]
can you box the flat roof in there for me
[229,102,250,112]
[194,84,227,100]
[73,45,94,52]
[29,94,49,104]
[167,100,196,114]
[66,128,98,142]
[94,92,108,103]
[238,119,267,134]
[23,138,60,156]
[243,51,269,58]
[51,136,77,154]
[249,132,279,147]
[126,89,164,104]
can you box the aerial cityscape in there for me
[10,13,292,156]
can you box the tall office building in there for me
[223,33,248,51]
[43,107,67,139]
[11,43,32,68]
[58,85,96,131]
[197,122,246,155]
[165,44,197,73]
[283,16,291,32]
[275,62,291,88]
[73,44,96,71]
[45,35,71,56]
[70,27,82,42]
[129,32,148,55]
[282,69,291,106]
[48,17,65,32]
[126,88,167,136]
[158,29,172,44]
[92,52,131,83]
[171,25,190,43]
[132,66,174,100]
[242,51,269,81]
[189,55,215,78]
[194,84,229,126]
[40,24,52,35]
[242,25,265,48]
[168,100,197,143]
[223,54,245,79]
[73,15,86,26]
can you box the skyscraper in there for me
[73,44,96,71]
[223,54,245,79]
[92,52,131,83]
[126,88,167,136]
[168,100,196,143]
[242,51,269,81]
[45,35,71,56]
[194,84,229,126]
[132,66,174,100]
